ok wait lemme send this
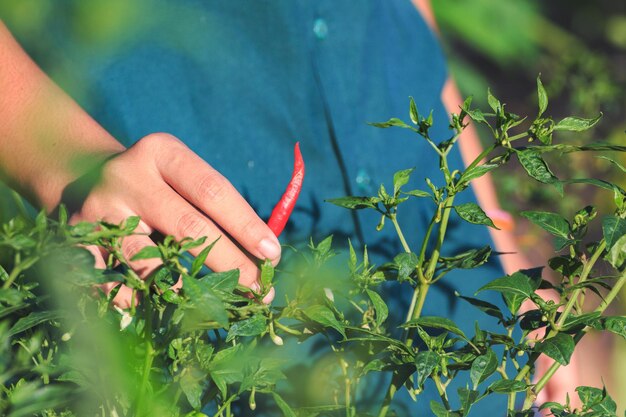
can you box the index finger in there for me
[152,135,281,263]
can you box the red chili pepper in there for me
[267,142,305,237]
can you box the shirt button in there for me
[356,168,373,193]
[313,18,328,39]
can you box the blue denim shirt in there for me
[10,1,510,415]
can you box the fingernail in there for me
[262,287,275,304]
[250,281,261,293]
[258,237,281,261]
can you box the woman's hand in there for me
[72,133,281,308]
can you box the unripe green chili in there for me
[267,142,305,237]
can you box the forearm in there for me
[0,21,124,210]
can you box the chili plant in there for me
[1,78,625,417]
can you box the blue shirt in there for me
[8,1,509,415]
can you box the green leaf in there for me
[591,316,626,340]
[9,311,61,337]
[415,351,439,388]
[562,178,625,195]
[182,275,228,328]
[487,89,501,113]
[456,294,504,321]
[366,289,388,327]
[470,349,498,389]
[430,401,460,417]
[130,245,161,261]
[409,96,419,124]
[180,372,204,410]
[191,237,220,276]
[478,270,538,316]
[548,255,583,277]
[597,156,626,173]
[516,150,563,195]
[394,252,419,282]
[209,345,245,396]
[477,271,535,298]
[393,168,414,196]
[402,189,431,198]
[606,234,626,270]
[535,333,575,365]
[602,216,626,250]
[487,379,526,393]
[260,259,275,290]
[554,113,602,132]
[369,118,413,129]
[576,386,617,414]
[226,315,267,342]
[537,76,548,116]
[202,269,240,292]
[467,108,487,124]
[403,316,469,342]
[561,312,602,332]
[520,211,570,239]
[123,216,141,232]
[439,246,491,270]
[326,196,379,210]
[459,163,499,185]
[272,392,297,417]
[457,387,480,417]
[304,305,346,338]
[454,203,498,229]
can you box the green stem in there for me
[424,195,456,280]
[136,297,155,415]
[2,265,23,289]
[507,132,528,142]
[213,394,237,417]
[432,373,451,410]
[526,270,626,408]
[418,215,437,268]
[274,320,303,336]
[516,241,614,410]
[555,241,606,329]
[464,144,496,173]
[390,214,411,254]
[376,384,396,417]
[404,283,430,346]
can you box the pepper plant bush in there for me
[1,79,625,417]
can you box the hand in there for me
[69,133,281,307]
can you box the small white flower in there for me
[324,287,334,302]
[114,305,133,331]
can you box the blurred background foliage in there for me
[0,0,624,411]
[432,0,626,408]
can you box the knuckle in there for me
[233,216,260,239]
[123,238,149,261]
[175,211,210,240]
[134,132,184,154]
[196,171,230,203]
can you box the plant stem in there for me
[432,373,451,410]
[391,214,411,254]
[525,269,626,409]
[213,394,237,417]
[136,296,155,415]
[424,195,456,280]
[274,320,303,336]
[463,144,496,173]
[405,283,430,347]
[516,241,616,411]
[555,241,606,329]
[2,264,23,289]
[376,383,396,417]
